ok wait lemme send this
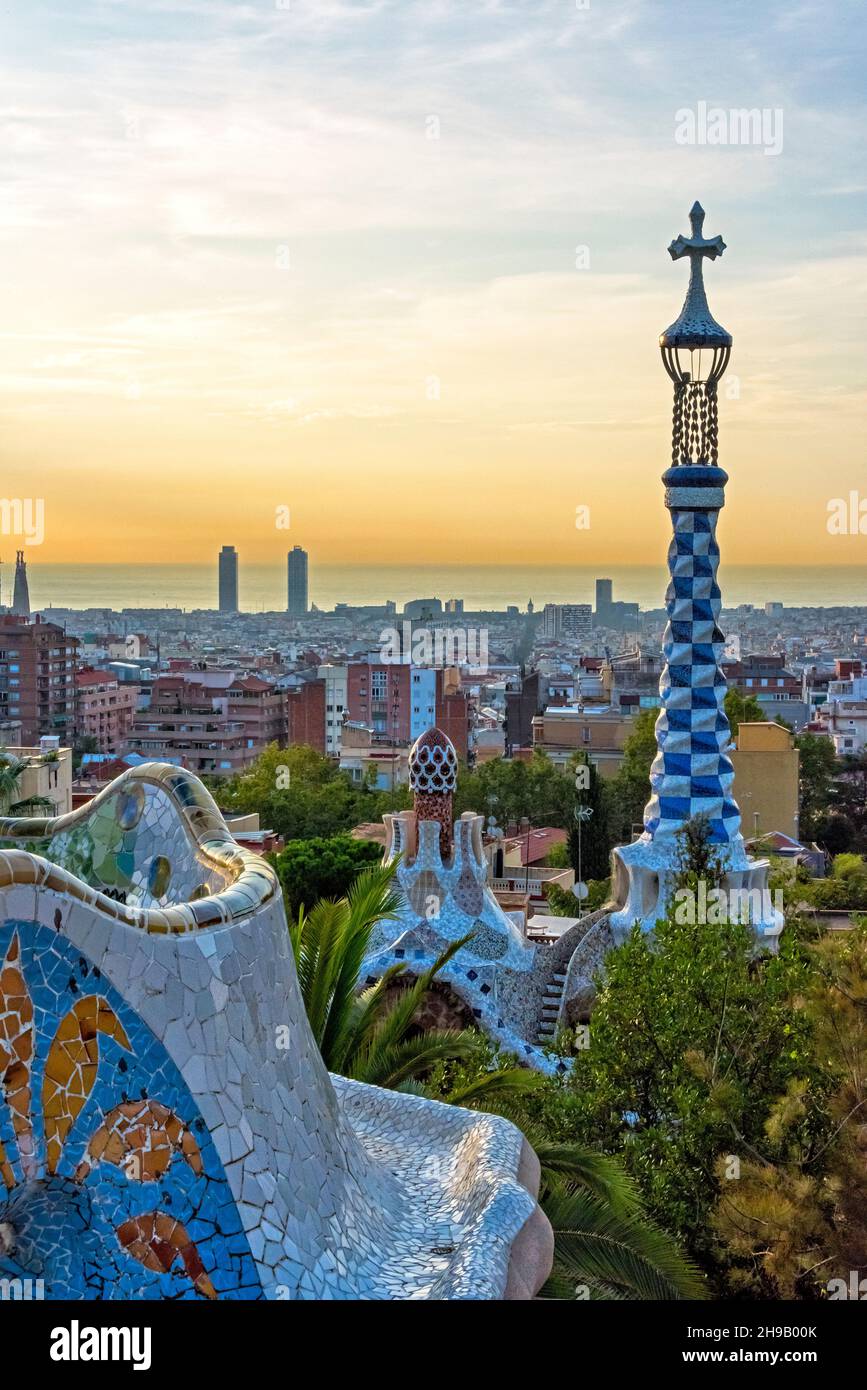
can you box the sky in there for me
[0,0,865,569]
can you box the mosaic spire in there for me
[409,726,458,856]
[612,203,781,942]
[645,204,740,846]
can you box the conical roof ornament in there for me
[660,202,731,350]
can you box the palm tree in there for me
[447,1080,705,1300]
[0,754,26,813]
[289,861,530,1097]
[0,753,56,818]
[534,1143,706,1300]
[290,860,705,1299]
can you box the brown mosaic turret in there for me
[409,727,458,858]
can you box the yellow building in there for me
[5,744,73,817]
[531,706,636,777]
[730,722,800,841]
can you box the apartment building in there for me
[729,722,800,841]
[820,672,867,757]
[126,673,286,775]
[285,676,327,755]
[0,616,78,745]
[345,661,471,757]
[318,663,348,755]
[75,669,139,753]
[530,704,636,776]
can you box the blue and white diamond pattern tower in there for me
[611,203,782,945]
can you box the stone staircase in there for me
[536,969,567,1045]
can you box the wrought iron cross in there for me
[667,200,726,269]
[661,200,732,360]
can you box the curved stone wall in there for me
[0,764,552,1300]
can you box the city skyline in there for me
[1,1,865,568]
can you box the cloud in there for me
[1,0,865,562]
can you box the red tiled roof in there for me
[229,676,275,693]
[505,827,568,866]
[76,669,118,686]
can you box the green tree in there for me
[813,812,854,856]
[517,824,826,1289]
[273,834,384,917]
[795,731,838,839]
[834,751,867,853]
[453,749,593,833]
[606,707,657,844]
[567,753,612,882]
[0,755,26,813]
[212,742,411,841]
[555,917,822,1286]
[292,861,701,1299]
[713,921,867,1297]
[724,687,764,733]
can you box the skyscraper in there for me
[595,578,612,620]
[287,546,308,617]
[218,545,238,613]
[12,551,30,618]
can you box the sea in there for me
[18,564,867,614]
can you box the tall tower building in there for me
[610,203,781,945]
[218,545,239,613]
[287,546,308,617]
[595,578,613,619]
[11,551,30,617]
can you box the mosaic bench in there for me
[0,763,551,1300]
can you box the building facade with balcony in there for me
[530,704,636,776]
[0,616,78,745]
[346,661,472,760]
[819,673,867,757]
[125,673,287,775]
[75,669,139,753]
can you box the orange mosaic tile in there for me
[75,1099,203,1183]
[43,996,131,1174]
[0,931,35,1182]
[0,1136,13,1191]
[115,1211,218,1300]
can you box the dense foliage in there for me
[209,743,410,840]
[290,862,704,1299]
[272,833,384,917]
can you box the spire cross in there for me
[668,200,725,276]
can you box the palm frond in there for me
[353,934,474,1081]
[444,1067,545,1110]
[541,1184,707,1301]
[317,863,402,1065]
[330,963,408,1074]
[536,1143,644,1216]
[351,1029,483,1090]
[289,862,402,1069]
